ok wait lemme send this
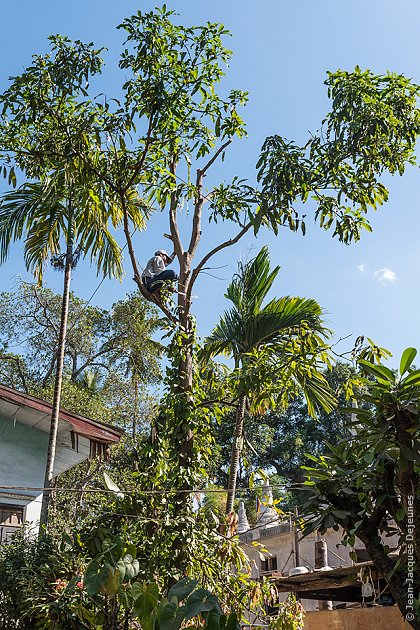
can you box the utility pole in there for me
[294,506,300,567]
[315,534,333,611]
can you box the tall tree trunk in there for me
[225,394,246,514]
[132,377,138,440]
[358,526,420,630]
[39,236,73,530]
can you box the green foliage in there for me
[202,246,336,514]
[300,347,420,622]
[261,362,355,482]
[0,527,89,629]
[1,7,420,628]
[124,577,239,630]
[271,595,305,630]
[204,247,335,416]
[119,7,247,158]
[209,364,354,518]
[0,526,242,630]
[1,12,415,253]
[257,68,420,243]
[0,283,162,404]
[0,35,105,178]
[0,169,126,283]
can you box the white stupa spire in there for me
[258,478,279,527]
[237,501,250,533]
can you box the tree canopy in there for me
[0,283,162,430]
[1,6,420,628]
[301,348,420,626]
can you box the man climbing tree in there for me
[141,248,178,294]
[1,8,420,581]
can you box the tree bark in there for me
[39,235,73,530]
[326,490,420,630]
[225,395,246,514]
[357,526,420,630]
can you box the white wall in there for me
[0,414,77,535]
[24,493,43,528]
[0,416,49,493]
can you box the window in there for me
[261,556,278,573]
[0,504,24,544]
[0,504,23,527]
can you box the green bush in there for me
[0,527,89,629]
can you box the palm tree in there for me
[203,247,335,514]
[0,164,146,528]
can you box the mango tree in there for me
[1,8,420,577]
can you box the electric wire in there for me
[0,482,313,495]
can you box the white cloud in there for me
[357,264,365,273]
[374,267,397,285]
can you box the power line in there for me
[0,482,313,495]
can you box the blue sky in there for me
[1,0,420,366]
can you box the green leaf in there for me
[223,612,239,630]
[400,347,417,376]
[103,564,120,596]
[205,609,224,630]
[117,553,140,582]
[156,599,182,630]
[132,582,159,620]
[84,559,102,596]
[324,514,335,528]
[396,507,406,521]
[84,559,114,596]
[168,577,198,603]
[401,370,420,388]
[399,443,417,462]
[184,589,221,620]
[331,509,351,519]
[304,452,321,463]
[363,451,375,464]
[358,359,394,383]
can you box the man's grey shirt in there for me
[142,252,175,279]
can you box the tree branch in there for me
[187,169,204,259]
[187,140,232,260]
[41,350,58,388]
[121,196,142,282]
[43,101,117,192]
[71,342,119,381]
[187,222,253,303]
[33,288,60,338]
[201,140,231,176]
[169,157,184,259]
[1,354,29,393]
[125,112,156,192]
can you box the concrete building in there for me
[0,384,123,541]
[238,479,399,612]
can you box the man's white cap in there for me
[155,249,169,257]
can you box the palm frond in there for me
[243,297,325,349]
[0,167,132,282]
[0,184,43,264]
[202,307,243,359]
[0,182,66,281]
[226,246,280,317]
[294,370,337,417]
